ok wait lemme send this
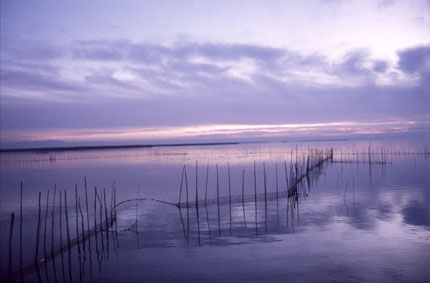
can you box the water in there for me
[1,138,429,282]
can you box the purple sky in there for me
[1,0,429,146]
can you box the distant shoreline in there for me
[0,142,240,153]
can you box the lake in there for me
[1,138,429,282]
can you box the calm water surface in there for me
[1,139,429,282]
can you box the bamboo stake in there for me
[43,190,50,282]
[242,169,246,228]
[254,161,257,235]
[104,188,110,257]
[75,185,82,282]
[8,212,15,282]
[216,164,221,236]
[205,162,209,205]
[59,191,66,283]
[94,187,101,273]
[51,185,58,283]
[196,161,201,246]
[85,178,92,256]
[19,182,23,282]
[97,189,104,250]
[228,163,232,235]
[78,197,87,277]
[34,192,42,282]
[276,163,279,226]
[64,190,72,282]
[178,166,185,207]
[114,188,119,248]
[185,167,190,243]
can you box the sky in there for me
[1,0,429,147]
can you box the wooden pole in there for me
[254,161,258,235]
[19,182,23,282]
[196,161,201,246]
[242,169,246,228]
[216,164,221,236]
[35,192,43,283]
[51,185,58,283]
[64,190,72,282]
[8,212,15,282]
[228,163,232,235]
[43,190,50,282]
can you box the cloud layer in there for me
[1,39,429,144]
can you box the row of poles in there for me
[176,148,332,245]
[6,180,119,283]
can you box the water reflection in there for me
[1,140,429,282]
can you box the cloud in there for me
[397,46,430,74]
[372,60,389,73]
[1,39,429,143]
[0,68,82,96]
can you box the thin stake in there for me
[94,187,101,273]
[8,213,15,283]
[104,188,110,258]
[114,188,119,248]
[34,192,42,282]
[184,166,190,243]
[64,191,72,283]
[264,162,267,233]
[216,164,221,236]
[254,161,258,235]
[276,163,279,226]
[20,182,23,282]
[59,191,66,283]
[228,163,232,235]
[75,185,82,283]
[97,190,104,250]
[85,179,92,256]
[178,166,185,207]
[242,169,246,228]
[205,162,209,205]
[43,190,50,282]
[78,197,87,277]
[196,161,201,246]
[51,185,58,283]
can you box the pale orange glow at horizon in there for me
[0,119,417,144]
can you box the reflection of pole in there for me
[36,192,43,283]
[185,167,190,243]
[19,182,23,282]
[51,186,58,282]
[228,163,232,235]
[179,166,184,208]
[254,161,258,235]
[196,161,201,246]
[104,188,110,258]
[44,190,50,282]
[242,169,246,228]
[8,213,15,283]
[263,162,267,233]
[205,205,212,243]
[79,197,86,277]
[178,207,187,242]
[59,191,66,283]
[205,162,209,206]
[216,165,221,236]
[64,190,72,282]
[85,179,92,256]
[75,186,82,283]
[276,163,279,226]
[94,187,101,272]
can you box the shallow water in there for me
[1,138,429,282]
